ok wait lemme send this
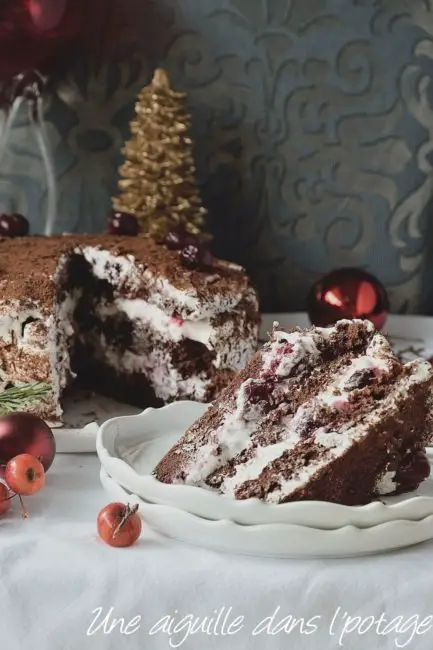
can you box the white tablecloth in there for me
[1,454,432,650]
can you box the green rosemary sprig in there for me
[0,382,51,415]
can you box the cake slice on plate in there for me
[154,320,433,505]
[0,234,259,423]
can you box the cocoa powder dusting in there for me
[0,234,256,311]
[0,234,256,309]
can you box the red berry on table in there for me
[0,483,11,515]
[0,213,29,237]
[107,211,140,236]
[97,502,142,548]
[5,454,45,496]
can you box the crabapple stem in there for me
[18,495,28,519]
[112,503,139,538]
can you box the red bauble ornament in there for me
[0,412,55,472]
[308,268,389,330]
[0,0,88,84]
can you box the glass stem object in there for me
[0,72,56,235]
[31,96,56,236]
[0,96,23,169]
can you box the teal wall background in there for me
[2,0,433,313]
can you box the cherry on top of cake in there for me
[0,232,257,319]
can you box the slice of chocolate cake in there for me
[154,320,433,505]
[0,234,259,423]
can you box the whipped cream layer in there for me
[80,246,258,321]
[101,346,210,402]
[96,297,257,373]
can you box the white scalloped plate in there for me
[96,401,433,530]
[100,468,433,558]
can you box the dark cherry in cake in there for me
[154,320,433,505]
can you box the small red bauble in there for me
[307,268,389,330]
[0,412,56,472]
[107,211,140,236]
[0,483,11,515]
[0,213,29,237]
[5,453,45,496]
[97,502,142,548]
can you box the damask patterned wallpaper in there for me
[2,0,433,313]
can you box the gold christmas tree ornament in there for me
[113,68,207,240]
